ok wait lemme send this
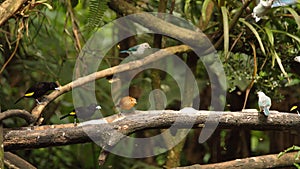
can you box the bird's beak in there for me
[96,105,102,110]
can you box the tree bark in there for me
[3,110,300,150]
[0,0,27,26]
[174,152,300,169]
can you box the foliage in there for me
[0,0,300,168]
[278,145,300,168]
[87,0,110,31]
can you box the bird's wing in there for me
[127,45,140,52]
[259,97,271,107]
[25,82,46,96]
[272,0,299,7]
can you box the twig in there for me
[0,33,21,75]
[242,42,257,109]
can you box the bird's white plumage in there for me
[252,0,274,22]
[252,0,298,22]
[257,91,271,116]
[294,56,300,63]
[120,42,151,55]
[135,43,151,55]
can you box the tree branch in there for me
[31,45,191,124]
[3,110,300,150]
[0,0,27,26]
[174,152,300,169]
[108,0,212,49]
[0,109,35,124]
[4,152,36,169]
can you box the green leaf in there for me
[221,6,229,58]
[264,26,274,45]
[239,18,266,56]
[202,0,212,23]
[294,163,300,169]
[272,29,300,44]
[285,7,300,29]
[273,50,289,80]
[87,0,109,31]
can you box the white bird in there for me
[120,43,151,55]
[257,91,272,116]
[294,56,300,63]
[252,0,299,22]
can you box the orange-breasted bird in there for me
[118,96,137,110]
[117,96,137,111]
[15,82,59,104]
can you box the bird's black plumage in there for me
[290,102,300,116]
[15,82,59,104]
[60,103,101,123]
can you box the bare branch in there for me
[31,45,191,124]
[109,0,210,49]
[174,152,300,169]
[4,110,300,150]
[0,109,35,124]
[4,152,36,169]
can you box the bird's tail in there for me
[263,107,270,116]
[60,114,70,120]
[14,96,24,104]
[120,50,129,54]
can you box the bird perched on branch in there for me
[291,56,300,76]
[252,0,299,22]
[60,103,101,124]
[289,102,300,116]
[116,96,137,114]
[257,91,272,116]
[15,82,59,104]
[294,56,300,63]
[120,43,151,55]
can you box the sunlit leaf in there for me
[221,6,229,58]
[239,18,266,56]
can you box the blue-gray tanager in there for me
[257,91,272,116]
[252,0,299,22]
[120,43,151,55]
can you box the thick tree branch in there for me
[4,110,300,150]
[109,0,212,50]
[174,152,300,169]
[31,45,191,124]
[0,0,27,26]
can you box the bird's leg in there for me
[35,99,42,105]
[118,112,125,118]
[74,117,77,126]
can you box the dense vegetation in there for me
[0,0,300,168]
